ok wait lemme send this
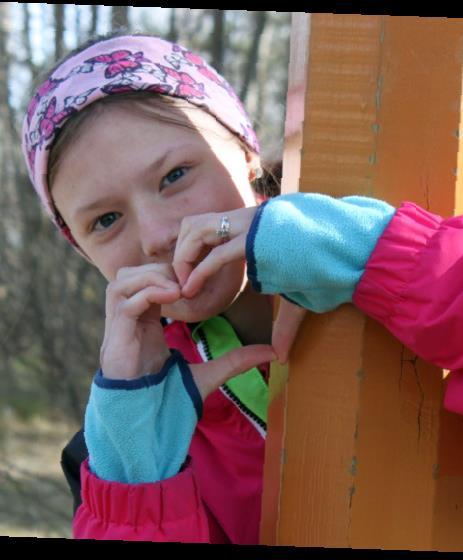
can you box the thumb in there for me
[272,298,307,365]
[190,344,276,401]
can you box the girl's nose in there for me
[137,205,178,261]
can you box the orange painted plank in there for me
[260,13,311,545]
[261,14,463,550]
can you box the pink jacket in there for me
[73,319,267,543]
[353,201,463,414]
[71,200,463,542]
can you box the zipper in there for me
[194,326,267,433]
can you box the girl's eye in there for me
[92,211,121,232]
[160,166,189,190]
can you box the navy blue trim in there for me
[179,455,191,473]
[245,200,269,293]
[281,293,304,308]
[177,353,203,421]
[95,350,180,390]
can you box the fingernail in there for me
[176,268,189,288]
[159,277,177,287]
[182,280,195,298]
[161,281,179,290]
[181,286,193,299]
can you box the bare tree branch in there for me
[210,10,225,73]
[167,8,178,43]
[54,4,65,61]
[75,4,82,45]
[89,5,98,38]
[240,11,267,104]
[21,4,39,82]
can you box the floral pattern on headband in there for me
[84,49,151,79]
[25,47,217,171]
[171,44,226,88]
[157,65,208,99]
[26,77,63,127]
[25,42,258,172]
[169,44,248,115]
[22,37,260,251]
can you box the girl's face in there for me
[51,101,259,322]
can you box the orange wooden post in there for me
[260,14,463,551]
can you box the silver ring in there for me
[217,216,231,241]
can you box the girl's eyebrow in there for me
[73,143,196,221]
[73,196,120,221]
[142,142,196,179]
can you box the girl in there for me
[22,31,463,543]
[23,31,290,543]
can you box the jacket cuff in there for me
[94,349,202,421]
[246,193,395,313]
[74,457,210,541]
[352,202,442,327]
[246,199,269,293]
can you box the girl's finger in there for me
[181,236,245,298]
[174,260,193,289]
[272,299,307,365]
[106,266,179,320]
[118,284,181,320]
[116,262,178,282]
[174,207,257,288]
[108,270,180,306]
[190,344,276,400]
[173,214,223,287]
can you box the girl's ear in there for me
[245,150,260,166]
[244,150,268,205]
[245,150,263,183]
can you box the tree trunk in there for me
[22,4,38,82]
[167,8,178,43]
[0,3,35,368]
[54,4,65,61]
[75,4,82,45]
[210,9,225,73]
[89,5,98,38]
[0,2,10,250]
[0,3,10,124]
[240,11,267,104]
[111,5,129,30]
[0,4,18,148]
[254,15,275,136]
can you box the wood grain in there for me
[261,14,463,550]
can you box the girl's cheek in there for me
[98,247,134,282]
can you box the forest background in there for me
[0,5,291,538]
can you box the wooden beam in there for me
[260,14,463,550]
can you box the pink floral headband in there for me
[21,34,260,251]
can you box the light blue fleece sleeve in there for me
[246,193,396,312]
[84,349,202,484]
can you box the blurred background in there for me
[0,5,291,538]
